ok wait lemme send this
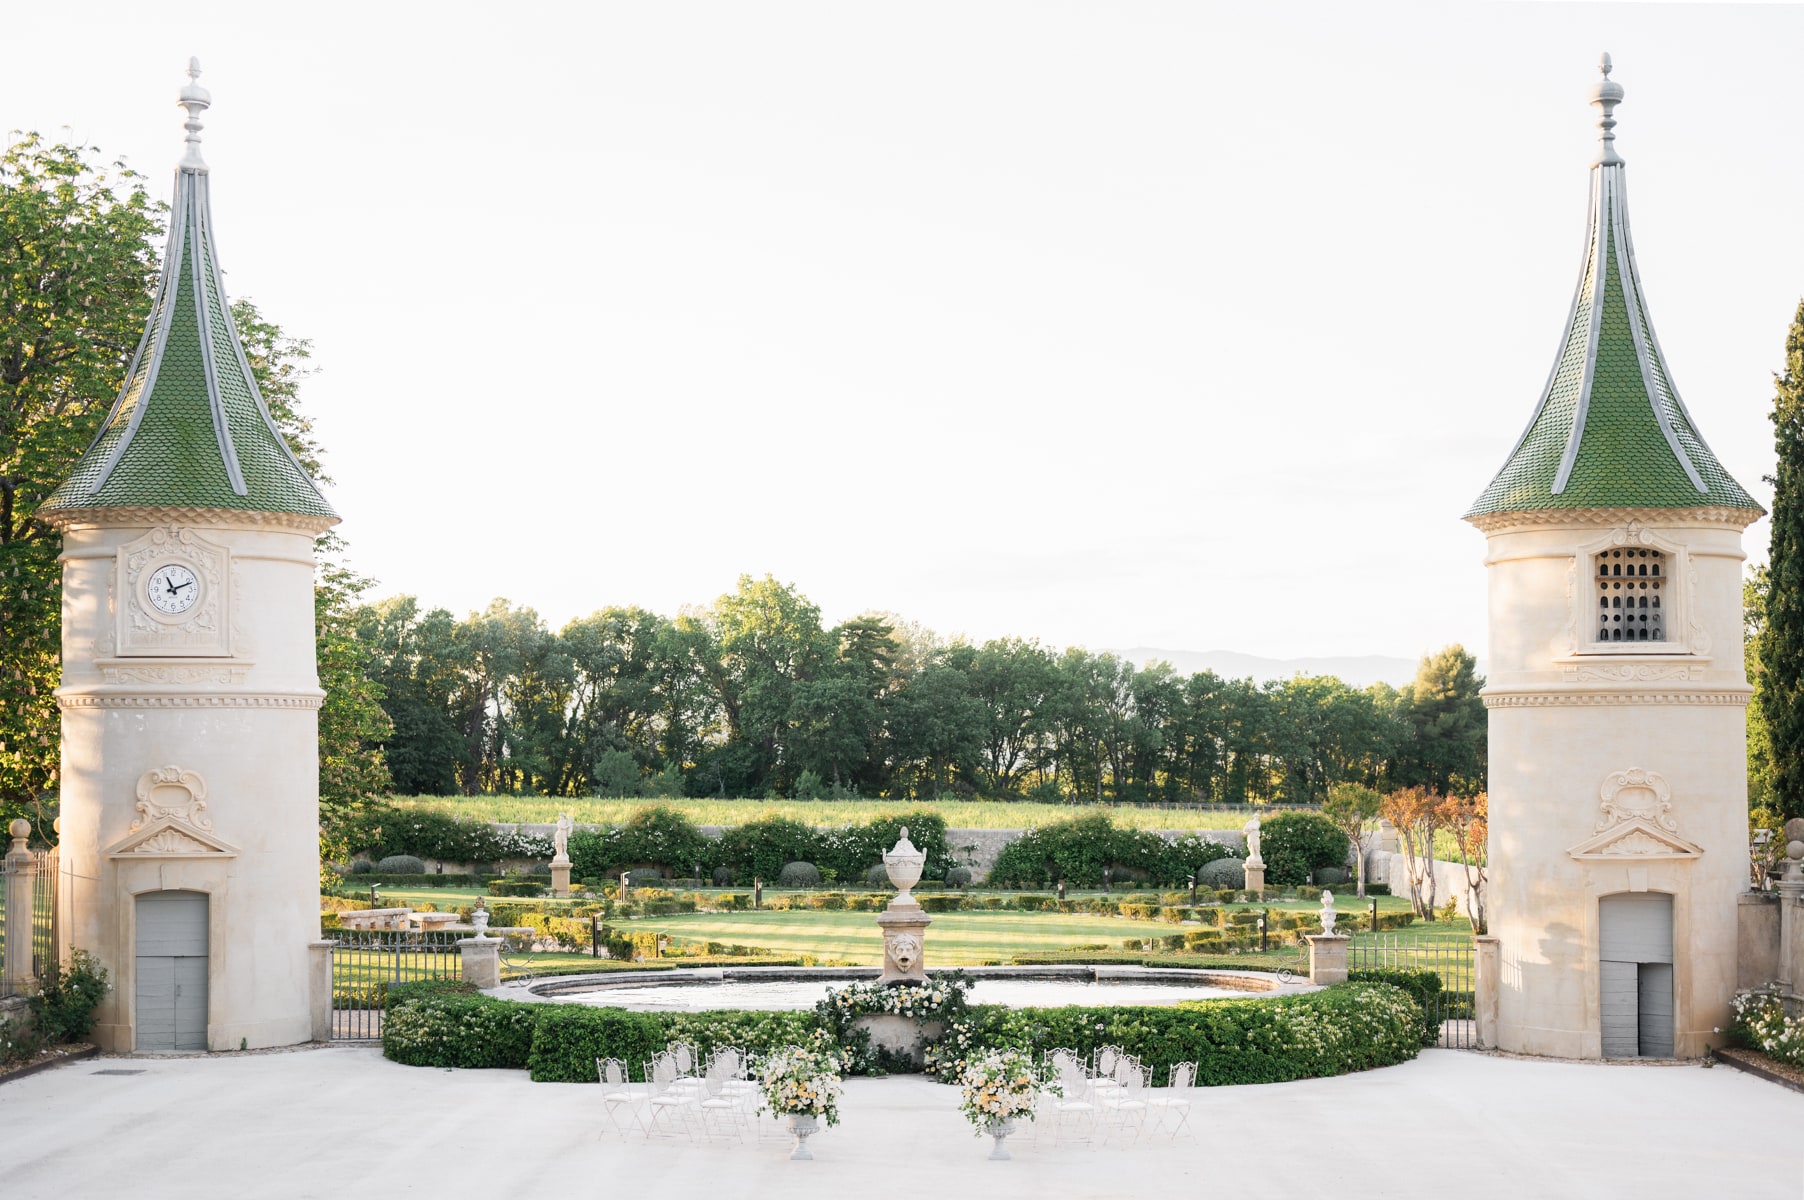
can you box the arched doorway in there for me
[135,891,209,1052]
[1599,892,1673,1058]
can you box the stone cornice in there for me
[57,691,324,711]
[1466,506,1762,535]
[1484,688,1750,708]
[41,506,337,534]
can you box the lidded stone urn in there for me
[877,827,931,986]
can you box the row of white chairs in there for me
[598,1044,779,1144]
[1035,1047,1193,1146]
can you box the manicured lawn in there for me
[387,794,1282,830]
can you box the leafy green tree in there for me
[1391,646,1486,797]
[1746,567,1776,815]
[0,136,161,830]
[314,544,394,881]
[967,637,1057,796]
[1259,811,1350,887]
[1764,302,1804,821]
[353,596,469,795]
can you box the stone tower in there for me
[1467,57,1763,1059]
[40,62,338,1052]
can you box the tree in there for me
[1392,646,1486,796]
[1438,791,1487,932]
[1764,303,1804,822]
[0,136,161,831]
[1381,786,1443,918]
[1323,782,1383,897]
[314,543,393,882]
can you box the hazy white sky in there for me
[6,2,1801,662]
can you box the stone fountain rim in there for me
[503,963,1313,1003]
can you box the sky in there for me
[6,1,1803,665]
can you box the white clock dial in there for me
[146,563,201,616]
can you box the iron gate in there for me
[329,929,466,1041]
[1348,933,1476,1049]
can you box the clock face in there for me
[146,563,201,616]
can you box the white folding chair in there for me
[1036,1050,1098,1147]
[696,1056,747,1143]
[1100,1059,1149,1145]
[1146,1061,1195,1141]
[644,1054,699,1140]
[596,1057,644,1138]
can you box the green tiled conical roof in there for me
[1467,58,1760,521]
[42,62,336,524]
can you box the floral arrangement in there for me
[815,972,971,1074]
[1728,987,1804,1066]
[956,1049,1046,1131]
[755,1045,845,1126]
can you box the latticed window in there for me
[1595,548,1665,643]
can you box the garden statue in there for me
[620,871,631,899]
[754,877,763,909]
[471,897,491,937]
[1319,889,1337,936]
[1244,815,1263,865]
[552,811,573,861]
[877,828,931,985]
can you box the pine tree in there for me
[1761,301,1804,820]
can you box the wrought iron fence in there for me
[33,848,57,979]
[329,928,469,1041]
[1347,932,1476,1049]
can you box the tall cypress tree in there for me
[1762,300,1804,820]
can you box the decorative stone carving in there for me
[882,826,926,900]
[877,829,932,986]
[1561,664,1697,683]
[131,765,212,831]
[1244,816,1264,867]
[1484,691,1749,708]
[100,662,250,685]
[115,526,232,658]
[887,933,922,976]
[1319,889,1337,935]
[1566,767,1702,862]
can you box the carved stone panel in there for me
[1567,767,1702,862]
[115,527,232,658]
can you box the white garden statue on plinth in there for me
[550,811,574,897]
[1243,815,1267,898]
[1319,889,1337,936]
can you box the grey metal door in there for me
[1598,893,1673,1059]
[135,892,208,1052]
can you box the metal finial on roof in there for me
[178,57,211,172]
[1590,52,1624,166]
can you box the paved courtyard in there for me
[3,1047,1799,1199]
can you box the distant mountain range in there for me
[1104,648,1487,690]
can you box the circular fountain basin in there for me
[521,966,1294,1012]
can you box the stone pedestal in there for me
[308,940,334,1042]
[551,859,571,898]
[1474,934,1501,1049]
[876,902,932,986]
[1243,860,1266,899]
[1306,934,1349,985]
[460,936,501,989]
[853,1015,944,1066]
[3,821,36,993]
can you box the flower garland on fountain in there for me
[957,1049,1048,1160]
[815,972,971,1074]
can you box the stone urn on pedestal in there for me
[878,827,932,986]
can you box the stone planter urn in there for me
[984,1117,1017,1160]
[785,1113,819,1160]
[882,827,925,899]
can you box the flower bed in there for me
[1729,987,1804,1067]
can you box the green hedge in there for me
[335,872,491,888]
[383,976,1422,1088]
[958,982,1423,1085]
[987,814,1236,887]
[1259,813,1350,887]
[1348,968,1443,1046]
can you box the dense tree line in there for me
[353,578,1487,804]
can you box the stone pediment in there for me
[1566,817,1702,862]
[107,815,239,858]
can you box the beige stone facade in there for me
[1478,511,1754,1058]
[55,514,331,1051]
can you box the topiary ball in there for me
[945,866,973,888]
[1198,857,1246,890]
[864,864,891,887]
[712,866,735,886]
[777,861,822,888]
[348,859,375,874]
[375,854,426,875]
[1315,867,1347,886]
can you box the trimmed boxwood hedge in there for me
[383,978,1424,1087]
[1348,967,1444,1046]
